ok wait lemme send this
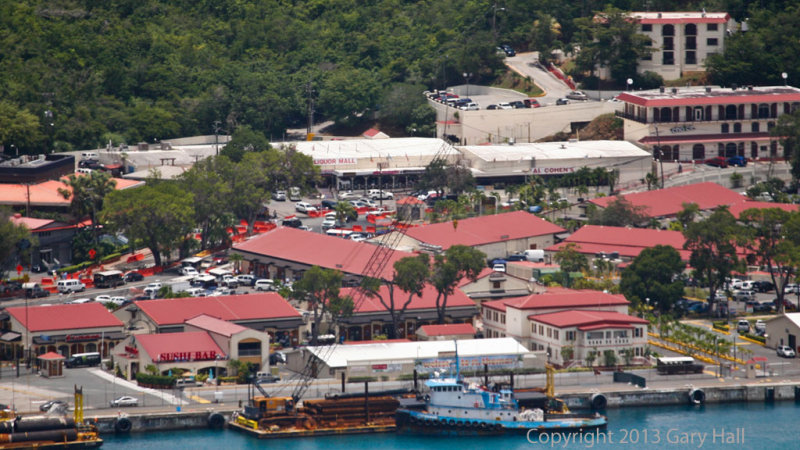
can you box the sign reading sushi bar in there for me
[415,355,521,373]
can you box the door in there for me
[790,334,796,353]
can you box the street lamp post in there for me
[492,3,506,41]
[654,126,665,188]
[782,72,788,86]
[627,78,633,92]
[462,72,472,97]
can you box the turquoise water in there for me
[104,401,794,449]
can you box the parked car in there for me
[524,98,541,108]
[704,156,728,168]
[110,395,138,407]
[95,295,112,303]
[295,202,317,213]
[555,98,570,105]
[321,218,337,230]
[360,198,378,208]
[256,373,281,384]
[498,44,515,56]
[509,100,527,109]
[777,345,796,358]
[23,283,50,298]
[272,190,287,201]
[754,320,766,333]
[566,91,589,101]
[281,218,303,228]
[752,280,774,293]
[486,104,499,110]
[733,289,756,302]
[181,266,199,277]
[497,102,512,110]
[737,319,751,333]
[123,271,143,282]
[109,296,128,306]
[459,102,479,111]
[368,190,393,200]
[320,199,338,210]
[39,400,68,412]
[254,279,275,291]
[235,274,256,286]
[56,280,85,294]
[753,302,774,313]
[727,155,748,167]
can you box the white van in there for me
[185,287,205,297]
[57,279,86,293]
[523,249,545,262]
[81,152,99,160]
[254,279,275,291]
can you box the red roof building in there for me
[589,182,743,218]
[416,323,476,341]
[727,201,799,218]
[5,303,125,360]
[115,293,303,347]
[337,284,478,341]
[617,85,800,163]
[546,225,692,261]
[528,310,649,366]
[9,213,80,269]
[231,226,414,282]
[390,211,565,261]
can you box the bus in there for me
[656,356,704,375]
[65,352,102,368]
[93,270,125,288]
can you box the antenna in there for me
[454,339,460,380]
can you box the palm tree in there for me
[334,201,357,225]
[229,253,244,274]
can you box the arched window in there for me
[685,24,697,35]
[692,144,705,160]
[725,105,738,120]
[733,123,742,133]
[725,143,738,157]
[752,122,760,133]
[758,104,770,118]
[659,107,672,122]
[662,24,675,36]
[694,107,704,121]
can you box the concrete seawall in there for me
[93,408,236,434]
[560,382,800,410]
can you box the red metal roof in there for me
[727,201,799,218]
[37,351,66,360]
[341,284,475,314]
[529,310,648,329]
[7,303,124,332]
[617,86,800,107]
[482,290,629,313]
[418,323,476,336]
[546,225,692,260]
[234,227,413,278]
[134,293,300,326]
[589,182,743,217]
[396,196,425,205]
[638,132,773,145]
[135,331,225,361]
[404,211,565,250]
[184,314,249,337]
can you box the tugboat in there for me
[396,352,607,434]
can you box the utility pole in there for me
[306,81,315,139]
[213,121,221,156]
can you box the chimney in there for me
[748,85,754,91]
[657,12,662,18]
[705,86,712,93]
[671,88,678,94]
[659,86,665,93]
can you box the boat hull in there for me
[395,409,607,434]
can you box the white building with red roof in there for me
[415,323,476,341]
[338,284,478,341]
[529,310,649,366]
[546,225,691,263]
[9,213,80,269]
[380,211,566,260]
[480,289,646,365]
[114,314,271,380]
[622,12,737,81]
[617,85,800,162]
[3,303,125,362]
[457,267,541,301]
[113,293,304,347]
[231,226,414,284]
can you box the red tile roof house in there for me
[480,290,635,353]
[457,267,543,301]
[337,284,478,341]
[415,323,476,341]
[589,182,743,218]
[112,293,304,347]
[114,314,272,380]
[528,310,649,366]
[379,210,566,260]
[5,303,125,361]
[546,225,692,263]
[230,226,415,285]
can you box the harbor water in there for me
[104,401,796,449]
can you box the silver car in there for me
[110,395,138,407]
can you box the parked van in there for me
[80,152,99,160]
[175,377,200,388]
[93,270,125,288]
[57,279,86,293]
[185,287,205,297]
[23,282,50,298]
[254,279,275,291]
[523,249,545,262]
[289,187,302,201]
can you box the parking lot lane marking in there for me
[735,342,750,346]
[703,370,718,377]
[190,395,210,404]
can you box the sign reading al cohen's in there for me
[415,355,522,373]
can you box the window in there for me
[554,330,559,340]
[492,281,501,289]
[685,51,696,65]
[587,331,604,340]
[642,24,652,32]
[707,24,718,31]
[539,325,544,335]
[663,51,674,65]
[768,121,776,131]
[566,331,576,341]
[685,24,697,35]
[547,328,552,338]
[725,105,738,120]
[686,36,697,50]
[692,144,705,160]
[752,122,760,133]
[663,36,674,50]
[662,24,675,36]
[500,313,505,324]
[733,123,742,133]
[721,124,729,133]
[707,38,718,46]
[758,104,770,118]
[634,328,642,337]
[693,106,704,121]
[531,323,536,334]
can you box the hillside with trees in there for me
[0,0,793,154]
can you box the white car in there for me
[369,190,394,200]
[181,266,199,277]
[350,233,367,242]
[295,202,317,213]
[321,218,337,229]
[94,295,112,303]
[67,298,92,304]
[497,102,512,110]
[777,345,796,358]
[110,395,138,407]
[338,191,357,199]
[459,102,479,111]
[109,296,128,305]
[235,274,255,286]
[492,263,507,273]
[254,279,275,291]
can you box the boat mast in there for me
[454,340,460,380]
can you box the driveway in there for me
[503,52,572,105]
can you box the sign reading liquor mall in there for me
[313,157,356,166]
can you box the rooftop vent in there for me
[706,86,712,93]
[748,85,754,91]
[659,86,665,93]
[671,87,678,94]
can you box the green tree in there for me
[378,83,436,136]
[683,207,743,317]
[740,208,800,313]
[529,14,563,65]
[773,109,800,181]
[676,202,700,230]
[553,242,589,287]
[0,101,45,154]
[430,245,486,324]
[361,254,430,339]
[560,345,574,364]
[0,209,34,274]
[603,349,618,367]
[334,201,357,225]
[588,196,648,227]
[179,156,235,250]
[573,7,654,86]
[58,171,117,249]
[101,182,194,267]
[418,159,448,197]
[318,68,380,127]
[620,245,685,313]
[220,125,271,163]
[292,266,353,345]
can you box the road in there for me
[503,52,574,105]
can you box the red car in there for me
[704,156,728,168]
